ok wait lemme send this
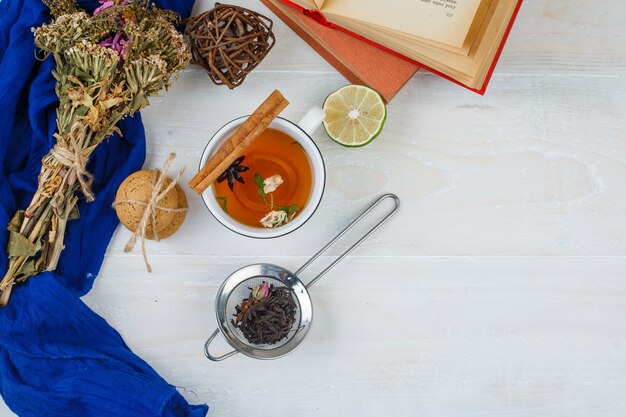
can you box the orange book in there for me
[277,0,523,94]
[261,0,418,102]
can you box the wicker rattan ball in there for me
[185,3,275,89]
[114,170,188,240]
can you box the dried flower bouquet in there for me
[0,0,190,305]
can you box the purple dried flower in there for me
[93,0,131,15]
[99,32,129,59]
[93,0,115,15]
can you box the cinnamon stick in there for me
[189,90,289,194]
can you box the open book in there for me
[261,0,418,101]
[279,0,523,92]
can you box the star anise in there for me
[217,156,249,190]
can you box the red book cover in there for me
[261,0,418,102]
[278,0,524,95]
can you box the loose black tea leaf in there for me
[232,282,297,345]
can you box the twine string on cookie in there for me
[112,153,188,272]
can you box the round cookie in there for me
[114,169,188,240]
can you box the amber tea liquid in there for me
[213,128,313,227]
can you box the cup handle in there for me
[297,107,326,136]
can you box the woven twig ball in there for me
[185,3,276,89]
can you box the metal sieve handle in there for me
[204,329,238,361]
[297,193,400,289]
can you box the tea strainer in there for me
[204,193,400,361]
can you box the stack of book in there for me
[261,0,523,101]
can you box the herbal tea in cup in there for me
[213,128,312,227]
[200,109,326,239]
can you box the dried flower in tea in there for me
[262,175,283,194]
[254,173,299,228]
[232,282,297,345]
[259,210,288,228]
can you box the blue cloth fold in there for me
[0,1,209,416]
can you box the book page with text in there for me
[322,0,483,48]
[358,0,492,56]
[328,0,515,89]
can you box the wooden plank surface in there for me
[2,0,626,416]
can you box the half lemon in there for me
[322,85,386,147]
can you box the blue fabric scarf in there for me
[0,1,209,416]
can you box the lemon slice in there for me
[322,85,387,147]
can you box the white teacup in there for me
[199,107,326,238]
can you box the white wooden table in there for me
[3,0,626,416]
